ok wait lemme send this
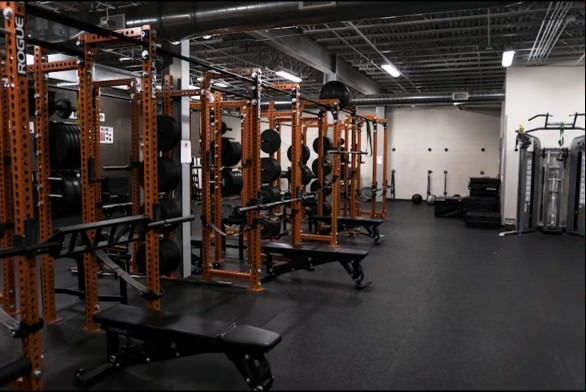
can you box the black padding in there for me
[287,145,310,163]
[262,241,368,258]
[261,129,281,154]
[157,115,181,152]
[94,304,281,353]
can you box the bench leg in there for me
[226,352,274,391]
[338,260,371,289]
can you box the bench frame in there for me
[309,216,385,245]
[76,308,277,391]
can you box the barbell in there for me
[309,180,332,196]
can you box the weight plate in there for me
[287,145,310,163]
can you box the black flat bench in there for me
[308,216,385,244]
[76,304,281,390]
[191,237,371,289]
[262,242,370,289]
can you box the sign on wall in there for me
[100,126,114,144]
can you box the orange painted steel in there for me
[140,26,161,311]
[26,59,78,73]
[129,81,141,273]
[0,57,16,316]
[78,35,101,331]
[199,69,263,291]
[33,46,59,324]
[2,2,44,388]
[290,86,303,247]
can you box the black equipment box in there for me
[462,196,500,213]
[434,197,463,218]
[469,177,500,197]
[464,211,501,229]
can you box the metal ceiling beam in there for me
[247,28,381,95]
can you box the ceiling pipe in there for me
[119,1,513,41]
[350,92,504,106]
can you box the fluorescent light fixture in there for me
[169,40,181,45]
[202,35,212,40]
[502,50,515,67]
[381,63,401,78]
[275,69,302,83]
[214,81,229,88]
[189,84,200,90]
[119,57,133,62]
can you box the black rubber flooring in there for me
[1,201,584,390]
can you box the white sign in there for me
[180,140,192,163]
[100,126,114,144]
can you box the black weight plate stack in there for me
[49,122,81,169]
[287,145,310,163]
[157,115,181,152]
[140,158,181,192]
[62,176,82,215]
[260,186,281,204]
[261,157,281,183]
[136,238,181,275]
[260,218,281,239]
[221,137,242,167]
[286,165,313,185]
[157,199,181,233]
[319,81,352,109]
[261,129,281,154]
[312,137,333,154]
[222,168,244,196]
[310,180,332,196]
[311,158,332,176]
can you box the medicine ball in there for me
[411,193,423,204]
[319,81,352,109]
[135,238,181,275]
[287,145,310,163]
[157,115,181,152]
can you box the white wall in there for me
[501,63,585,225]
[388,106,501,199]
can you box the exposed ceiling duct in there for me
[119,1,511,41]
[350,92,504,106]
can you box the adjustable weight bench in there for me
[262,242,370,289]
[309,216,385,244]
[76,304,281,391]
